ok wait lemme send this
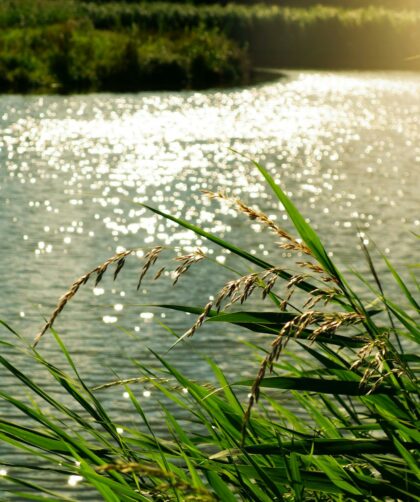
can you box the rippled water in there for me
[0,71,419,494]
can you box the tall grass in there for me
[0,159,419,500]
[241,0,420,8]
[80,3,420,70]
[73,0,420,10]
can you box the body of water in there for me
[0,71,419,496]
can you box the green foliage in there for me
[65,0,420,10]
[55,3,420,72]
[0,22,248,93]
[0,1,87,31]
[0,0,420,93]
[0,160,419,500]
[247,6,420,70]
[248,0,420,8]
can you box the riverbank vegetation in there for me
[0,0,420,93]
[1,161,419,500]
[0,23,247,93]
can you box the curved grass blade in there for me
[2,475,78,502]
[250,159,339,280]
[213,439,418,457]
[0,419,70,455]
[235,376,400,395]
[382,254,420,312]
[138,304,368,347]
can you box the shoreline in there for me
[1,3,419,94]
[2,66,420,96]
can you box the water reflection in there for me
[0,70,419,433]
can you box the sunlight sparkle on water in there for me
[103,316,118,324]
[68,475,83,487]
[0,72,418,426]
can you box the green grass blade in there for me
[285,452,304,501]
[205,470,237,502]
[235,376,398,395]
[2,475,78,501]
[383,254,420,311]
[250,159,338,279]
[216,438,417,457]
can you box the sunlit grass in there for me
[0,158,418,500]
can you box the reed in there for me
[0,159,419,500]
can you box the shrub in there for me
[0,23,248,93]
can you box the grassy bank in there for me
[239,0,420,8]
[0,160,419,500]
[79,3,420,70]
[0,1,420,93]
[0,24,248,93]
[55,0,420,10]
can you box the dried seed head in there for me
[297,261,325,275]
[243,309,368,431]
[303,287,338,310]
[113,257,126,281]
[349,332,411,394]
[261,267,283,299]
[242,357,270,435]
[172,249,205,285]
[203,190,312,255]
[279,241,312,255]
[182,301,214,340]
[280,287,296,311]
[242,311,317,433]
[137,246,163,290]
[215,273,260,311]
[154,267,166,280]
[33,250,133,347]
[92,376,170,391]
[366,368,404,394]
[311,312,364,340]
[350,336,397,390]
[287,273,309,290]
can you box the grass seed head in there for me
[33,250,133,347]
[173,248,205,285]
[183,301,213,339]
[137,246,163,290]
[203,189,312,255]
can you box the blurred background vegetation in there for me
[1,0,420,93]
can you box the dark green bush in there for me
[0,23,248,93]
[81,0,420,9]
[0,0,79,28]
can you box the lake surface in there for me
[0,71,419,496]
